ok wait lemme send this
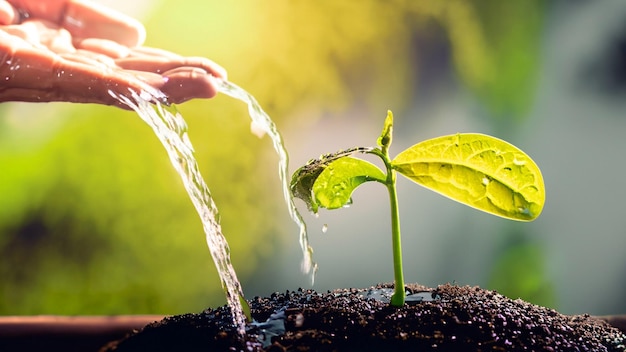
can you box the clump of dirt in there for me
[102,283,626,352]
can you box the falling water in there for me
[110,79,316,337]
[215,79,317,279]
[112,88,247,335]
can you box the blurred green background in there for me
[1,0,625,316]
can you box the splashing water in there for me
[215,79,318,280]
[112,89,247,335]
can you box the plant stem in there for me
[369,148,405,306]
[386,168,405,306]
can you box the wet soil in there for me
[102,283,626,352]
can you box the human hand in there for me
[0,0,227,108]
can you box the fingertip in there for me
[184,56,227,81]
[0,1,17,25]
[161,68,219,103]
[212,63,227,81]
[134,21,146,47]
[121,12,145,47]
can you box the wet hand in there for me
[0,0,227,108]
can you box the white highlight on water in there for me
[112,89,247,335]
[215,79,318,280]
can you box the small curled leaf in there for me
[313,157,386,210]
[377,110,394,152]
[290,147,376,213]
[291,164,325,214]
[391,133,545,221]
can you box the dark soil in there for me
[102,283,626,352]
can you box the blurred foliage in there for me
[488,236,556,309]
[430,0,544,119]
[0,0,547,314]
[146,0,544,120]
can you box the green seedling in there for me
[290,111,545,307]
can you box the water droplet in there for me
[482,177,490,186]
[250,120,266,138]
[513,156,526,166]
[321,224,328,233]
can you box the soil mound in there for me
[103,283,626,351]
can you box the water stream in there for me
[215,79,317,278]
[111,79,316,336]
[112,88,247,335]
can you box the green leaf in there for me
[313,157,386,210]
[391,133,545,221]
[290,148,378,212]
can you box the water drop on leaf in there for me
[513,156,527,166]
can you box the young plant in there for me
[290,111,545,307]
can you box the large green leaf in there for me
[312,157,386,210]
[391,133,544,221]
